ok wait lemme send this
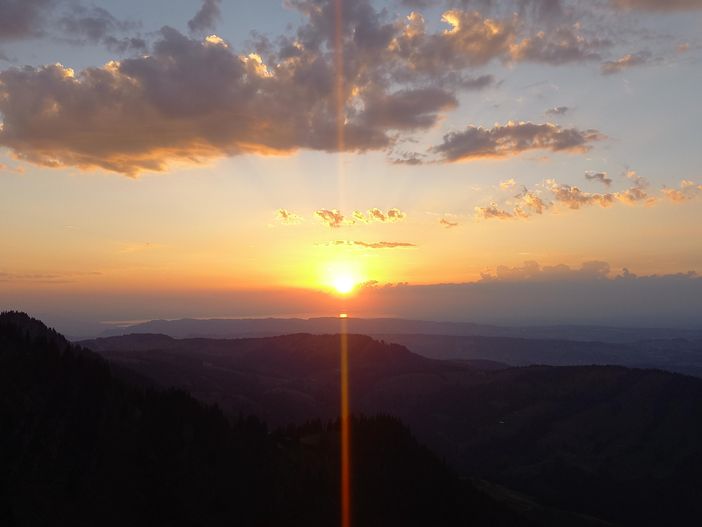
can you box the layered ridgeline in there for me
[95,317,702,378]
[80,331,702,526]
[0,312,531,527]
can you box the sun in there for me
[332,274,356,295]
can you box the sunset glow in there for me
[0,0,699,334]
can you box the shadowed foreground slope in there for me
[0,312,527,527]
[81,331,702,526]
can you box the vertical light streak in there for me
[339,312,350,527]
[334,2,350,525]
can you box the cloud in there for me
[276,209,303,225]
[314,207,407,227]
[0,0,54,41]
[58,5,145,53]
[601,51,652,75]
[476,170,661,220]
[315,209,345,228]
[610,0,702,11]
[546,171,653,209]
[430,121,603,162]
[510,26,608,65]
[0,1,623,176]
[662,180,702,202]
[585,171,612,186]
[357,208,407,223]
[353,241,416,249]
[514,187,550,216]
[475,203,514,220]
[499,178,517,190]
[325,240,416,249]
[439,218,459,228]
[360,87,457,130]
[188,0,222,34]
[482,260,612,282]
[391,8,608,77]
[545,105,570,116]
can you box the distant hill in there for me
[91,319,702,377]
[376,333,702,378]
[97,316,702,343]
[0,312,530,527]
[81,331,702,526]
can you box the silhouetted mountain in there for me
[98,316,702,343]
[80,331,702,526]
[0,312,532,527]
[377,333,702,378]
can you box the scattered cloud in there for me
[475,203,514,220]
[315,209,345,228]
[353,241,416,249]
[585,171,612,186]
[430,121,603,163]
[276,209,303,225]
[662,180,702,202]
[499,178,517,190]
[477,170,658,220]
[325,240,416,249]
[545,105,570,116]
[510,26,608,65]
[439,218,459,228]
[601,51,652,75]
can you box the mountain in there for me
[375,333,702,378]
[97,316,702,343]
[0,312,531,527]
[80,331,702,526]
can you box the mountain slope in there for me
[0,312,529,527]
[81,331,702,526]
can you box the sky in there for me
[1,0,701,335]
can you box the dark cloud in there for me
[545,105,570,116]
[430,122,603,162]
[58,5,145,52]
[188,0,222,34]
[585,171,612,186]
[0,0,54,41]
[611,0,702,11]
[0,0,620,175]
[601,51,652,75]
[360,87,457,130]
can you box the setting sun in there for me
[332,274,356,294]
